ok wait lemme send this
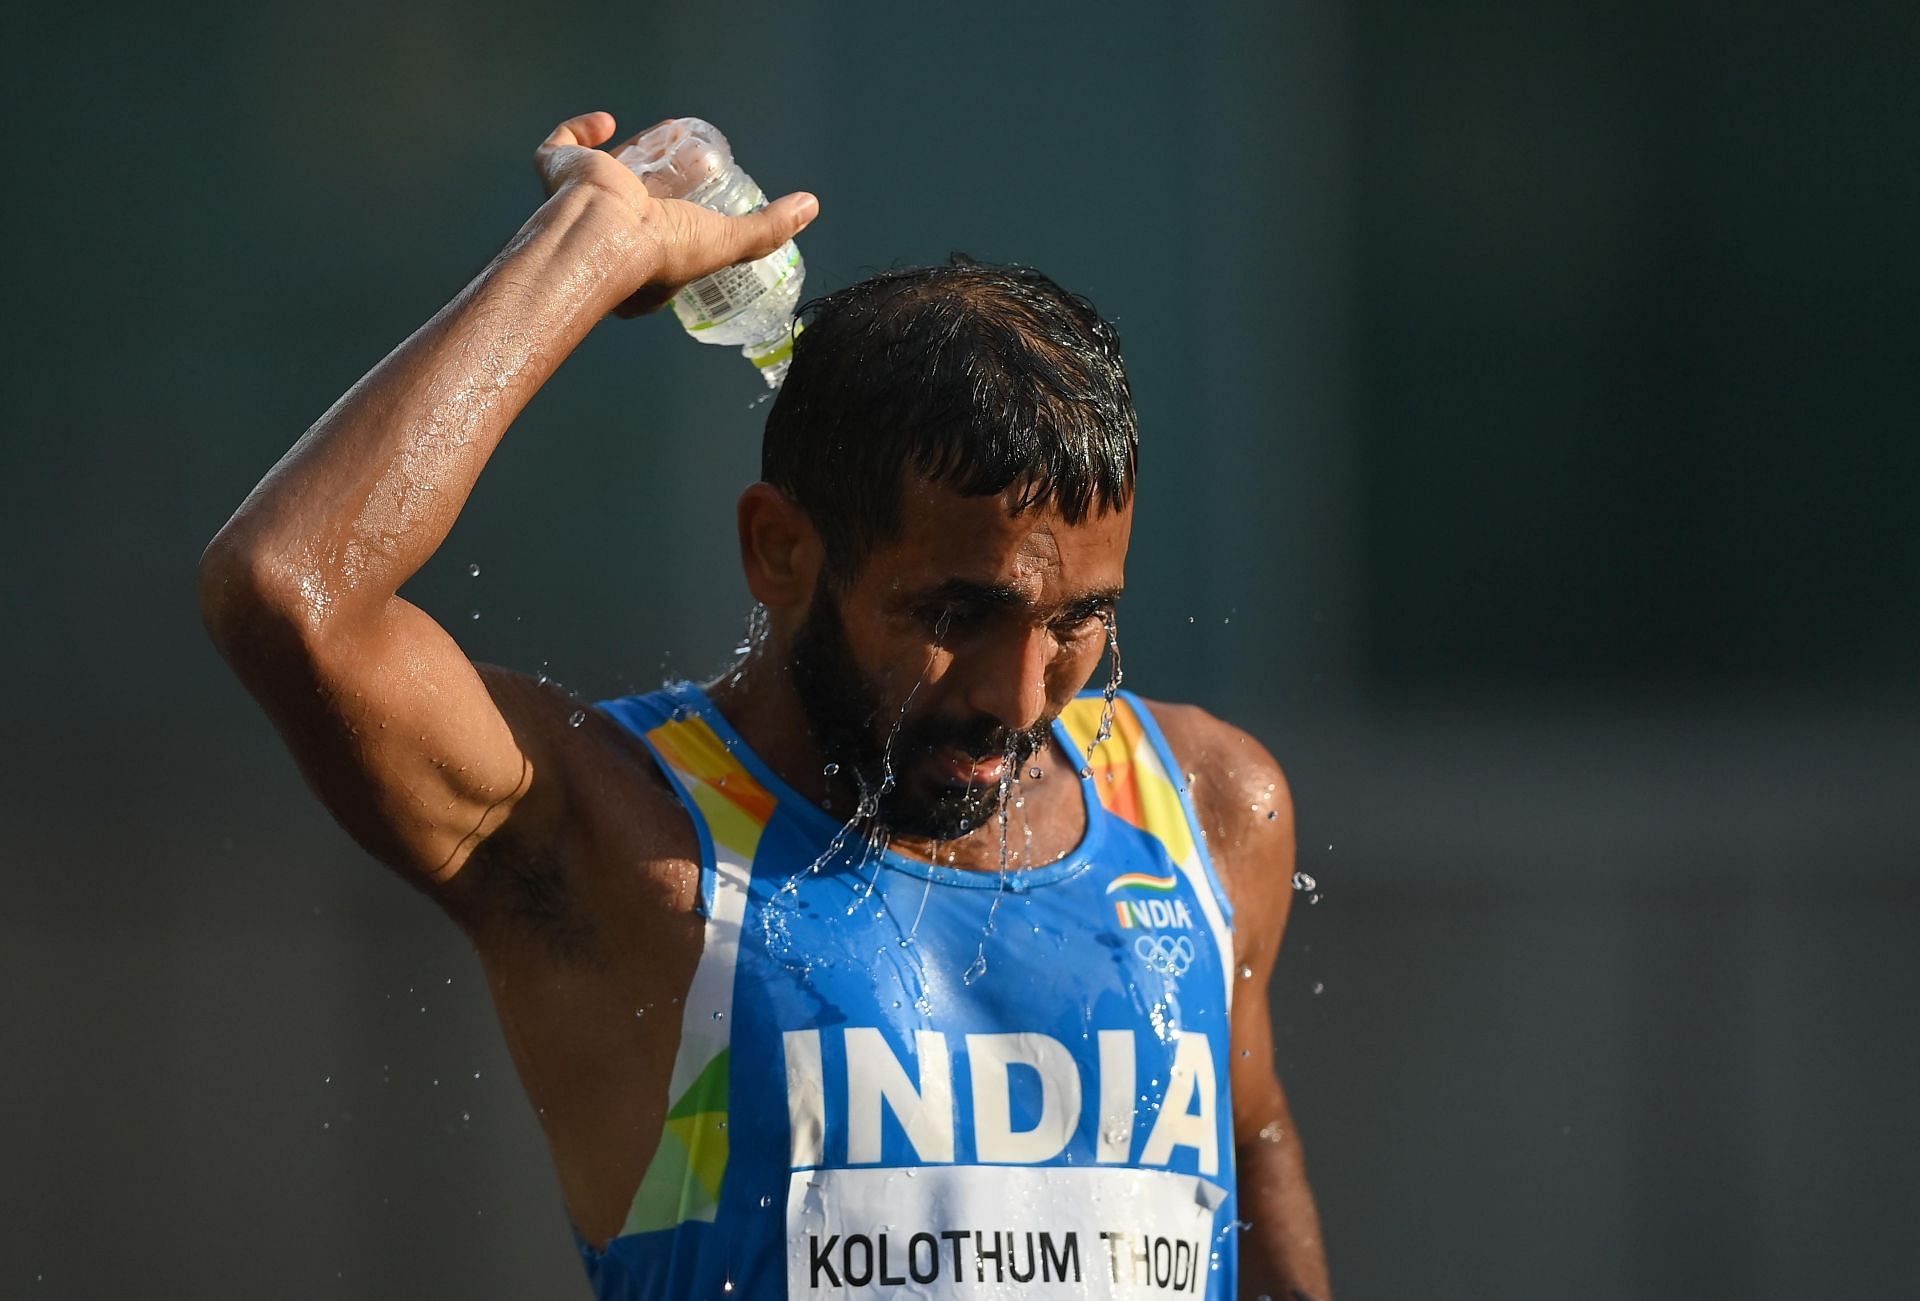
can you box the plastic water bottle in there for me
[616,118,805,387]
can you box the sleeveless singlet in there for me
[578,682,1238,1300]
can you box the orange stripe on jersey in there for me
[649,718,776,823]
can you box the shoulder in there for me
[1132,697,1296,943]
[1134,698,1294,850]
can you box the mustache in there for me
[897,713,1054,766]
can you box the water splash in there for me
[722,603,770,684]
[962,735,1024,985]
[1081,608,1126,761]
[759,614,945,962]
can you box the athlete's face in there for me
[789,480,1131,841]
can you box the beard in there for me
[787,584,1054,841]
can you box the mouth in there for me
[928,746,1012,788]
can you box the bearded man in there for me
[201,110,1331,1301]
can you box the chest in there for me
[721,812,1234,1176]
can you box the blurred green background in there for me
[4,1,1916,1297]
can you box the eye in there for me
[1051,601,1115,641]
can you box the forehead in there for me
[862,479,1132,598]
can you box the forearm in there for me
[1238,1124,1331,1301]
[203,183,646,628]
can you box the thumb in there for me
[728,191,820,261]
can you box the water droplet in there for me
[1312,980,1326,995]
[467,563,480,577]
[822,762,840,776]
[568,710,587,728]
[460,1111,471,1123]
[711,1010,725,1022]
[1309,893,1322,905]
[1187,615,1196,624]
[1258,1120,1285,1144]
[1237,964,1254,980]
[1077,766,1093,780]
[468,609,481,621]
[1291,871,1317,892]
[1266,810,1278,821]
[1028,766,1044,780]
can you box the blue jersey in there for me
[579,682,1238,1299]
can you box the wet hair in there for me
[761,255,1139,580]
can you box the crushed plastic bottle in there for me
[616,117,805,387]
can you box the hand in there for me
[534,111,819,318]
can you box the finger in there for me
[723,191,820,261]
[537,110,616,159]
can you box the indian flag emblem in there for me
[1106,871,1178,895]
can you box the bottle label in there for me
[674,241,802,330]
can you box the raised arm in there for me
[198,111,817,908]
[1155,704,1333,1300]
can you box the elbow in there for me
[197,530,330,658]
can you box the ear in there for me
[737,482,822,610]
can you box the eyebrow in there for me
[912,578,1124,616]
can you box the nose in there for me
[964,623,1051,736]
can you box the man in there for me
[201,110,1330,1300]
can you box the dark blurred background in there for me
[5,1,1916,1297]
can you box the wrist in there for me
[510,182,661,316]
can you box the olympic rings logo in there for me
[1134,933,1196,977]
